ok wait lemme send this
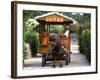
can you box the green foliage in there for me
[79,29,91,63]
[45,25,64,33]
[64,12,91,28]
[23,10,41,55]
[24,30,40,55]
[50,25,64,33]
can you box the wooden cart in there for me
[35,12,74,67]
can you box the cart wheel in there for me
[68,52,71,63]
[42,54,46,67]
[65,53,68,65]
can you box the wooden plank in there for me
[45,15,64,22]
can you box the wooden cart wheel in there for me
[65,53,69,65]
[67,50,71,63]
[42,54,46,67]
[68,52,71,63]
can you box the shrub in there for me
[79,29,91,63]
[24,30,40,56]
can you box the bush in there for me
[24,30,40,56]
[79,29,91,63]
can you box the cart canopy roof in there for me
[34,12,75,23]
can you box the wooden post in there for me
[49,24,50,34]
[39,21,45,43]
